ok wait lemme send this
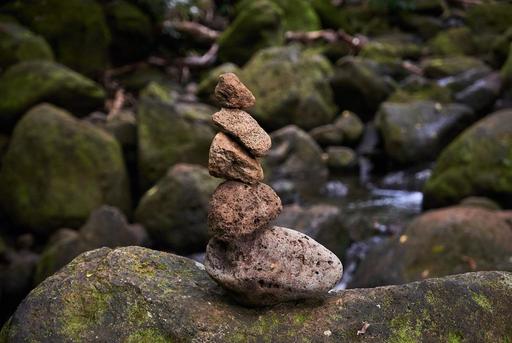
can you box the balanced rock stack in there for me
[205,73,343,306]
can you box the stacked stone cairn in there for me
[205,73,343,306]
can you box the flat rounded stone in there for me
[208,181,282,238]
[214,72,256,109]
[212,108,271,157]
[205,226,343,306]
[208,132,263,184]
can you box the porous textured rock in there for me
[3,246,511,342]
[214,73,256,109]
[208,181,282,238]
[205,226,343,306]
[212,108,271,157]
[208,132,264,184]
[0,104,131,234]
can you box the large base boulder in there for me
[2,246,512,342]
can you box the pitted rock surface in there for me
[205,226,343,306]
[212,108,271,157]
[208,132,263,184]
[214,72,256,109]
[208,181,282,238]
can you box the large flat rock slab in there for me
[2,246,512,342]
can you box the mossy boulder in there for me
[423,109,512,208]
[135,164,219,254]
[0,20,53,69]
[376,101,474,165]
[1,0,111,76]
[137,97,215,190]
[454,72,502,113]
[466,3,512,35]
[0,104,131,234]
[104,0,153,64]
[3,246,512,342]
[502,42,512,85]
[421,56,488,78]
[428,26,476,56]
[240,45,337,130]
[264,125,328,202]
[351,206,512,288]
[34,206,147,285]
[217,0,284,65]
[312,1,390,35]
[0,61,106,129]
[359,34,423,62]
[330,57,394,120]
[398,13,443,39]
[389,76,452,103]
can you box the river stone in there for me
[205,226,343,306]
[212,108,271,157]
[0,104,131,234]
[208,181,282,238]
[209,132,264,184]
[214,73,256,109]
[3,246,512,342]
[423,109,512,208]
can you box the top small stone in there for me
[214,73,255,109]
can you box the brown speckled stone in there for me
[208,132,263,184]
[208,181,282,238]
[205,226,343,306]
[212,108,271,157]
[214,73,255,109]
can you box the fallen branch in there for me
[175,43,219,68]
[285,29,367,51]
[106,89,126,118]
[164,20,220,42]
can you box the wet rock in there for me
[389,75,452,103]
[5,246,512,342]
[0,20,53,69]
[212,108,271,157]
[459,196,502,211]
[104,110,137,149]
[273,204,350,258]
[209,133,264,184]
[217,0,283,65]
[0,104,131,234]
[325,146,358,171]
[208,181,282,239]
[310,111,364,146]
[135,164,219,254]
[466,2,512,35]
[421,56,488,78]
[330,57,394,119]
[137,97,215,190]
[214,73,256,110]
[0,246,39,326]
[423,109,512,208]
[376,101,474,165]
[104,0,153,64]
[437,65,493,93]
[35,206,147,284]
[350,206,512,288]
[1,0,110,75]
[205,226,342,306]
[454,72,502,112]
[0,61,105,129]
[264,125,328,201]
[241,45,337,130]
